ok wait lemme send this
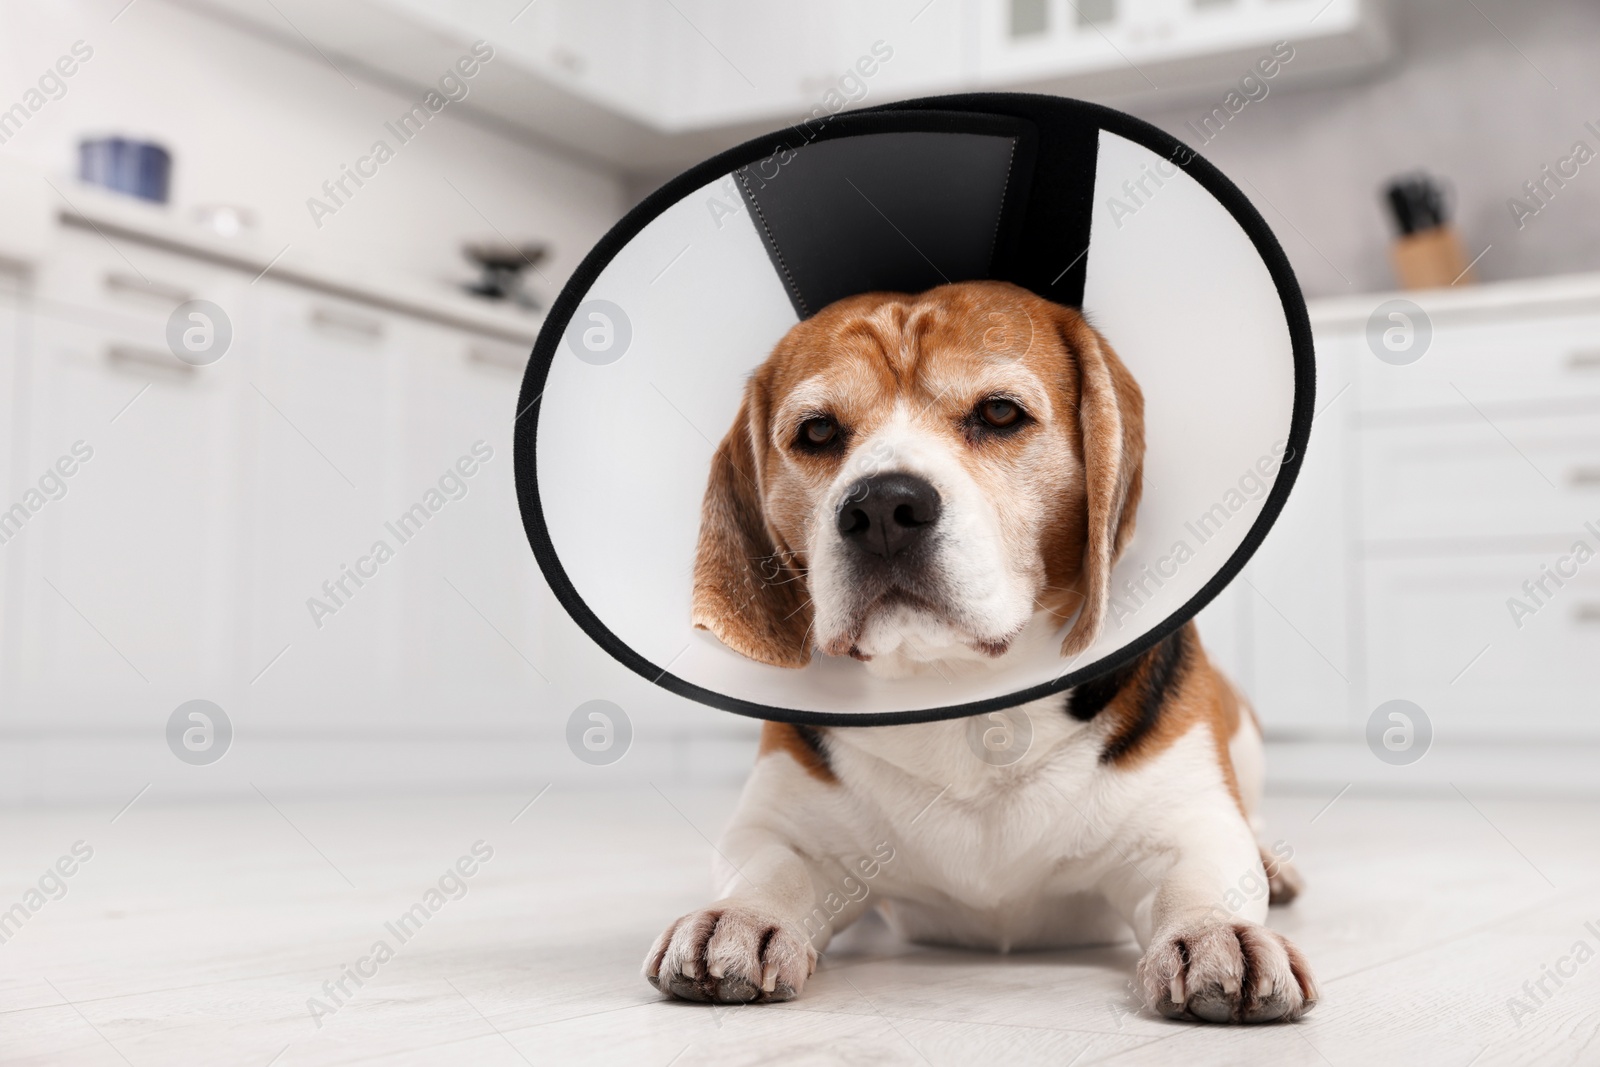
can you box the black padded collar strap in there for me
[733,111,1043,319]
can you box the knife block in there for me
[1391,224,1474,290]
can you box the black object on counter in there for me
[1384,173,1449,235]
[462,240,548,311]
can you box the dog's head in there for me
[692,280,1143,670]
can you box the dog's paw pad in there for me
[1136,921,1317,1024]
[643,904,816,1004]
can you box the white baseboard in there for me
[1264,737,1600,797]
[0,728,762,806]
[4,731,1593,806]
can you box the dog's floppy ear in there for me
[1055,307,1145,658]
[691,383,814,668]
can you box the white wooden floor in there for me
[2,785,1596,1066]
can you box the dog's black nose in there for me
[836,473,942,559]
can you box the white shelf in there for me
[39,182,545,346]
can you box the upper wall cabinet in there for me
[184,0,1392,172]
[973,0,1385,94]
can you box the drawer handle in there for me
[1575,603,1600,625]
[466,343,526,371]
[310,306,384,339]
[105,272,191,304]
[1567,348,1600,371]
[1570,466,1600,488]
[107,343,196,378]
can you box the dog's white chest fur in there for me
[733,699,1233,953]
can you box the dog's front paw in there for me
[1136,921,1317,1024]
[644,904,817,1004]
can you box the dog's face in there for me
[692,280,1143,670]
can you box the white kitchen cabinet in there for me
[968,0,1386,97]
[1354,309,1600,417]
[833,0,970,104]
[1241,337,1356,739]
[506,0,965,131]
[7,303,252,723]
[1363,551,1600,739]
[974,0,1149,87]
[238,280,551,732]
[1359,411,1600,544]
[388,327,548,724]
[241,283,415,725]
[1201,329,1357,736]
[1348,285,1600,748]
[331,0,1389,171]
[1251,274,1600,755]
[654,1,829,127]
[0,205,546,751]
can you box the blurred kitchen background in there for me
[1,0,1598,804]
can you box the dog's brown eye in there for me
[980,398,1021,428]
[801,417,837,447]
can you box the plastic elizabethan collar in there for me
[516,94,1312,725]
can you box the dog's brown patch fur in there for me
[1094,624,1245,815]
[758,723,837,784]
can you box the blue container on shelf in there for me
[77,137,172,203]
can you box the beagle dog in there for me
[644,280,1316,1024]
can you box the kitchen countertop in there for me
[45,182,548,347]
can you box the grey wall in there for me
[1128,0,1600,298]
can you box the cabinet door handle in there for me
[105,272,191,304]
[310,306,384,340]
[107,343,196,378]
[465,343,525,371]
[1567,348,1600,371]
